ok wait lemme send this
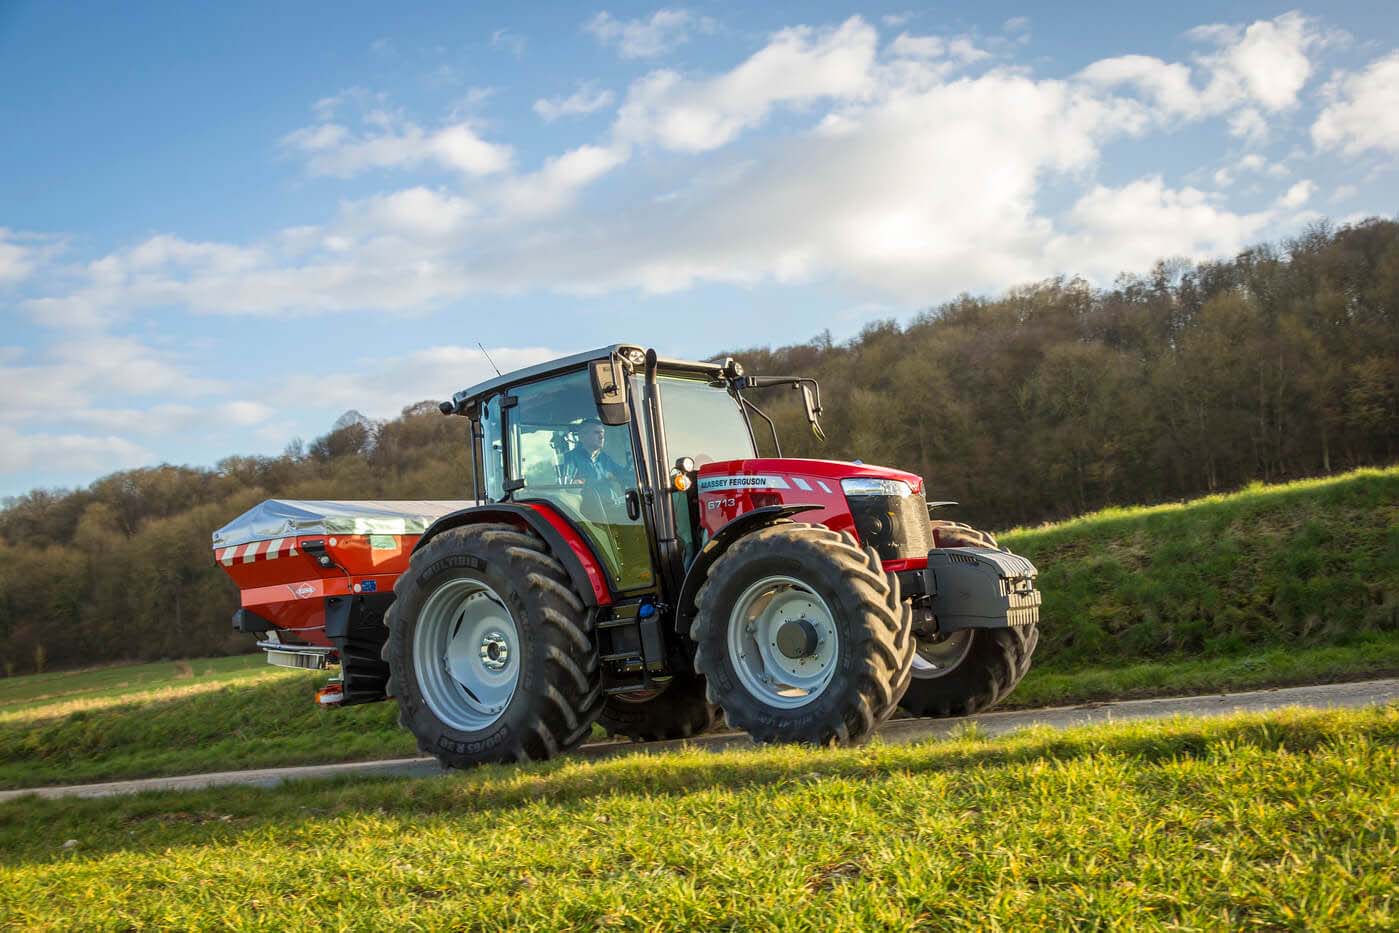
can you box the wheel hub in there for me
[775,618,820,659]
[479,630,510,671]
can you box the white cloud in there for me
[1214,152,1289,186]
[278,345,564,418]
[534,84,617,122]
[0,425,153,477]
[889,32,989,68]
[1076,55,1200,117]
[1191,11,1322,112]
[498,144,631,219]
[615,17,878,152]
[1079,12,1327,132]
[1331,184,1358,203]
[0,229,62,287]
[339,187,478,240]
[585,9,710,59]
[282,110,512,178]
[0,235,35,286]
[1277,179,1316,208]
[1227,107,1268,142]
[1045,178,1274,281]
[0,336,224,426]
[1312,52,1399,156]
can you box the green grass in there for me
[1,706,1395,929]
[0,654,266,717]
[0,665,415,789]
[1002,465,1399,669]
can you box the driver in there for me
[563,419,629,486]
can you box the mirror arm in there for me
[740,396,782,458]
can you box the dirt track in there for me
[5,677,1396,802]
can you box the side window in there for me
[479,398,505,501]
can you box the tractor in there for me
[215,344,1040,766]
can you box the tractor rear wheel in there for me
[900,522,1037,717]
[690,523,914,746]
[383,522,603,767]
[598,673,720,743]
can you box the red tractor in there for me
[215,344,1040,766]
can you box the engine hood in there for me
[696,458,923,495]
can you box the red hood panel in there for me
[698,458,923,494]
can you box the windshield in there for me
[653,374,755,466]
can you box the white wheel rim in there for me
[911,629,973,678]
[726,575,839,709]
[412,579,520,731]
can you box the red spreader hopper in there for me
[213,499,473,704]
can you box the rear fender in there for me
[674,504,820,635]
[414,503,612,607]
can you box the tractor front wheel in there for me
[690,523,914,745]
[900,521,1037,717]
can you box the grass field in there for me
[1,465,1396,790]
[1,706,1395,929]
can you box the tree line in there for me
[2,218,1396,673]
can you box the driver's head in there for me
[579,420,606,454]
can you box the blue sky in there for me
[1,1,1396,498]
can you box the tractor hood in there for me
[696,458,923,496]
[695,458,928,568]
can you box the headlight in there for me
[840,477,913,497]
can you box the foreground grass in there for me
[1,706,1395,929]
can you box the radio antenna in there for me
[478,342,502,376]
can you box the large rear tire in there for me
[690,523,914,746]
[900,521,1037,717]
[598,673,720,742]
[383,523,603,767]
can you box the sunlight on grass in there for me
[1,706,1394,929]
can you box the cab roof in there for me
[449,344,729,411]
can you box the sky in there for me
[1,1,1396,498]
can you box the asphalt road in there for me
[5,677,1396,803]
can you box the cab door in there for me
[479,368,656,594]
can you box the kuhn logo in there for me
[292,583,316,599]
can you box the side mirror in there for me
[590,358,630,425]
[800,384,826,442]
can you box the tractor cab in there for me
[442,344,836,608]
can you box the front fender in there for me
[674,504,821,634]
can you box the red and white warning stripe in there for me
[216,538,301,566]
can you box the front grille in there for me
[847,490,931,561]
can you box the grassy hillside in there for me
[2,707,1395,929]
[1003,465,1399,670]
[0,466,1395,790]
